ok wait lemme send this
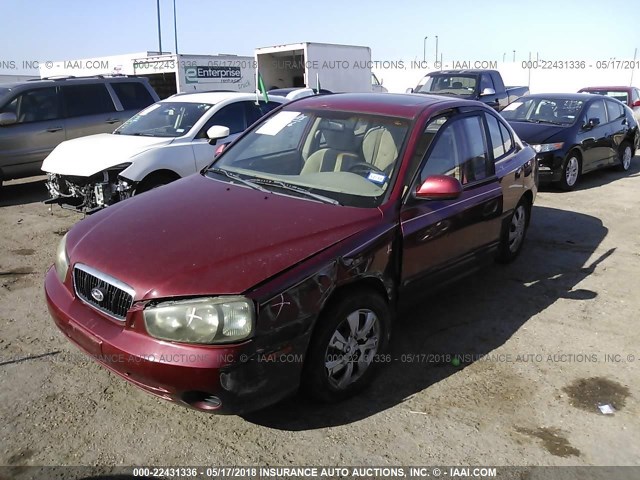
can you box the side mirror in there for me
[0,112,17,126]
[415,175,463,200]
[583,117,600,129]
[206,125,230,145]
[632,100,640,108]
[406,87,414,94]
[480,87,496,96]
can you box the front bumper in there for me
[535,151,564,183]
[44,268,303,414]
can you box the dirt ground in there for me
[1,160,639,471]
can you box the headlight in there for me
[54,233,70,283]
[532,142,564,153]
[144,296,254,344]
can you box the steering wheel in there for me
[347,162,385,176]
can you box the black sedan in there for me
[501,93,639,190]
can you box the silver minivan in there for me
[0,76,159,188]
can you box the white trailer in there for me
[40,52,256,99]
[255,42,386,93]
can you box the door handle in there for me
[106,118,121,124]
[46,127,63,133]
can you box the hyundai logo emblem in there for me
[90,287,105,302]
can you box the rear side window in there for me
[605,100,624,120]
[110,82,155,110]
[62,84,116,117]
[0,87,61,123]
[485,113,514,160]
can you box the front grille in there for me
[73,264,135,321]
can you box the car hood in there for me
[508,121,568,145]
[41,133,174,177]
[67,174,382,300]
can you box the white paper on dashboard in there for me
[256,111,302,136]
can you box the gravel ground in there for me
[1,160,639,473]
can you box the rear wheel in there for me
[302,290,391,403]
[617,142,632,172]
[558,153,580,191]
[497,197,531,263]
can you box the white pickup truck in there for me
[42,91,297,213]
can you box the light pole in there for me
[173,0,178,54]
[435,36,439,64]
[156,0,162,54]
[512,50,516,62]
[423,36,428,62]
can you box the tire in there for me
[301,290,391,403]
[135,172,178,195]
[617,142,632,172]
[558,152,581,191]
[497,197,531,264]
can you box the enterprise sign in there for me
[185,65,242,83]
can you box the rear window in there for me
[584,90,629,104]
[62,84,116,117]
[110,82,155,110]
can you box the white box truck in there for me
[41,52,256,99]
[255,42,387,93]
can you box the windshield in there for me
[500,98,585,125]
[114,101,213,137]
[209,109,410,208]
[415,74,477,95]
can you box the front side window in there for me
[211,109,410,207]
[62,84,116,117]
[419,114,490,185]
[584,99,607,126]
[115,102,213,137]
[0,87,61,123]
[480,74,495,92]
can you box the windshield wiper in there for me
[207,167,270,193]
[521,119,563,125]
[251,178,340,205]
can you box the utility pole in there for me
[423,36,428,62]
[156,0,162,54]
[173,0,178,54]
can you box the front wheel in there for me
[558,153,580,191]
[617,142,632,172]
[302,291,391,403]
[497,197,531,264]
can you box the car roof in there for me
[283,93,478,119]
[162,91,286,104]
[0,76,147,90]
[521,93,601,101]
[579,86,633,91]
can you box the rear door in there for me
[0,86,65,178]
[605,99,628,163]
[61,83,120,139]
[400,110,504,293]
[579,99,611,171]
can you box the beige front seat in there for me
[362,126,399,173]
[301,129,358,174]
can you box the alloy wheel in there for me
[622,146,632,171]
[508,205,527,253]
[565,156,579,186]
[324,309,380,390]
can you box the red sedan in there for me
[45,93,537,413]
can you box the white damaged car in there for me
[42,91,294,213]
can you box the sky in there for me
[1,0,639,74]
